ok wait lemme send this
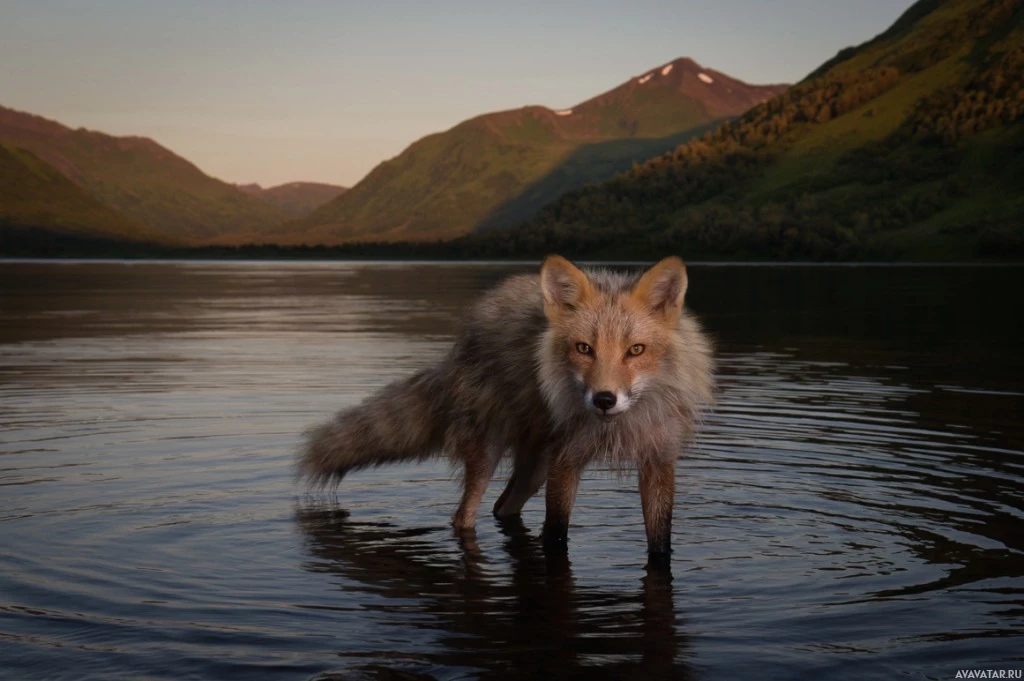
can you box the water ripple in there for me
[0,262,1021,680]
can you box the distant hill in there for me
[450,0,1024,261]
[255,57,787,245]
[237,181,347,218]
[0,106,285,242]
[0,143,164,251]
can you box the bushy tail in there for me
[297,369,447,487]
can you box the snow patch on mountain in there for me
[554,109,573,116]
[661,64,673,76]
[698,73,714,84]
[638,73,653,84]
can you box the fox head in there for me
[538,255,688,422]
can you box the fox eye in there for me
[575,342,592,355]
[627,344,646,357]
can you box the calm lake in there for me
[1,261,1022,681]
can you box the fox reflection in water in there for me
[295,505,692,681]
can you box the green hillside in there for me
[261,58,787,245]
[0,106,285,242]
[0,143,162,248]
[451,0,1024,261]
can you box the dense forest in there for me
[154,0,1023,263]
[425,0,1023,261]
[4,0,1022,262]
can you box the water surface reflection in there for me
[0,261,1020,681]
[297,507,690,680]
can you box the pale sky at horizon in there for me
[0,1,914,187]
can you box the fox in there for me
[297,255,715,559]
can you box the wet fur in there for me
[297,256,715,556]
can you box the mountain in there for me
[451,0,1024,261]
[257,58,787,245]
[0,106,285,242]
[0,143,163,252]
[237,181,347,218]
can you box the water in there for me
[1,261,1022,681]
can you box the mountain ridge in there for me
[237,181,348,218]
[0,142,163,250]
[441,0,1024,261]
[0,105,286,242]
[245,56,787,245]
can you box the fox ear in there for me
[540,255,594,319]
[633,256,688,323]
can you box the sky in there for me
[0,0,914,188]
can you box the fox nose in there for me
[592,391,617,411]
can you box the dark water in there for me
[1,261,1022,681]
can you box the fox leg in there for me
[639,455,677,558]
[541,458,584,552]
[452,438,500,531]
[493,449,549,518]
